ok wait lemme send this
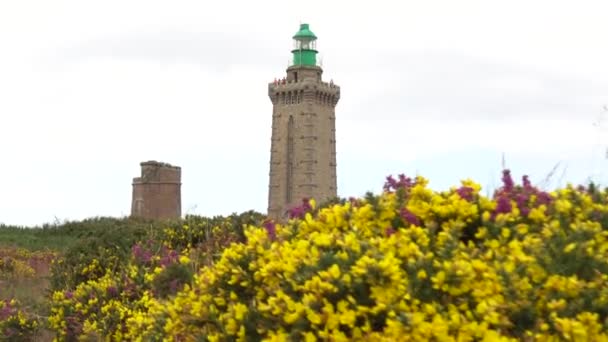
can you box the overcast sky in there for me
[1,0,608,226]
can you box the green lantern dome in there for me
[291,23,318,66]
[293,23,317,40]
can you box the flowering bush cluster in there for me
[0,299,40,340]
[47,171,608,341]
[47,212,263,340]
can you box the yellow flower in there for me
[547,299,567,311]
[516,224,529,235]
[304,332,317,342]
[309,198,316,210]
[328,264,341,279]
[475,227,488,239]
[179,255,190,264]
[306,309,322,325]
[555,199,573,213]
[233,303,248,321]
[563,243,576,253]
[431,271,446,290]
[528,205,547,222]
[312,232,332,247]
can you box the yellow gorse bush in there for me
[49,171,608,341]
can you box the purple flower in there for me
[263,220,277,241]
[0,300,16,320]
[64,291,73,299]
[398,174,414,188]
[131,244,141,256]
[536,192,552,205]
[383,175,397,192]
[490,169,553,220]
[287,198,313,219]
[400,208,420,226]
[385,227,396,237]
[495,196,512,215]
[383,174,414,192]
[107,286,118,297]
[516,193,530,216]
[160,249,179,267]
[502,169,514,192]
[132,244,152,264]
[522,175,532,190]
[456,186,475,201]
[287,206,305,219]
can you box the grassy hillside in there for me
[0,217,171,251]
[0,212,265,340]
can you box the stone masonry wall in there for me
[131,161,181,220]
[267,65,340,220]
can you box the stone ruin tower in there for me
[131,161,181,220]
[267,24,340,219]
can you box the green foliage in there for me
[152,263,193,298]
[0,217,158,251]
[47,217,163,291]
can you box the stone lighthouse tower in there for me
[267,24,340,219]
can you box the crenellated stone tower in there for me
[267,24,340,219]
[131,161,182,220]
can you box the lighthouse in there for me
[267,24,340,219]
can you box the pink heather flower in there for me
[263,220,277,241]
[0,300,16,320]
[159,248,179,267]
[522,175,532,190]
[385,227,396,237]
[287,198,313,219]
[383,175,397,192]
[131,244,152,264]
[495,196,512,215]
[456,186,475,201]
[536,192,552,205]
[400,208,420,226]
[107,286,118,297]
[516,193,530,216]
[384,174,414,192]
[491,170,552,220]
[502,169,514,192]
